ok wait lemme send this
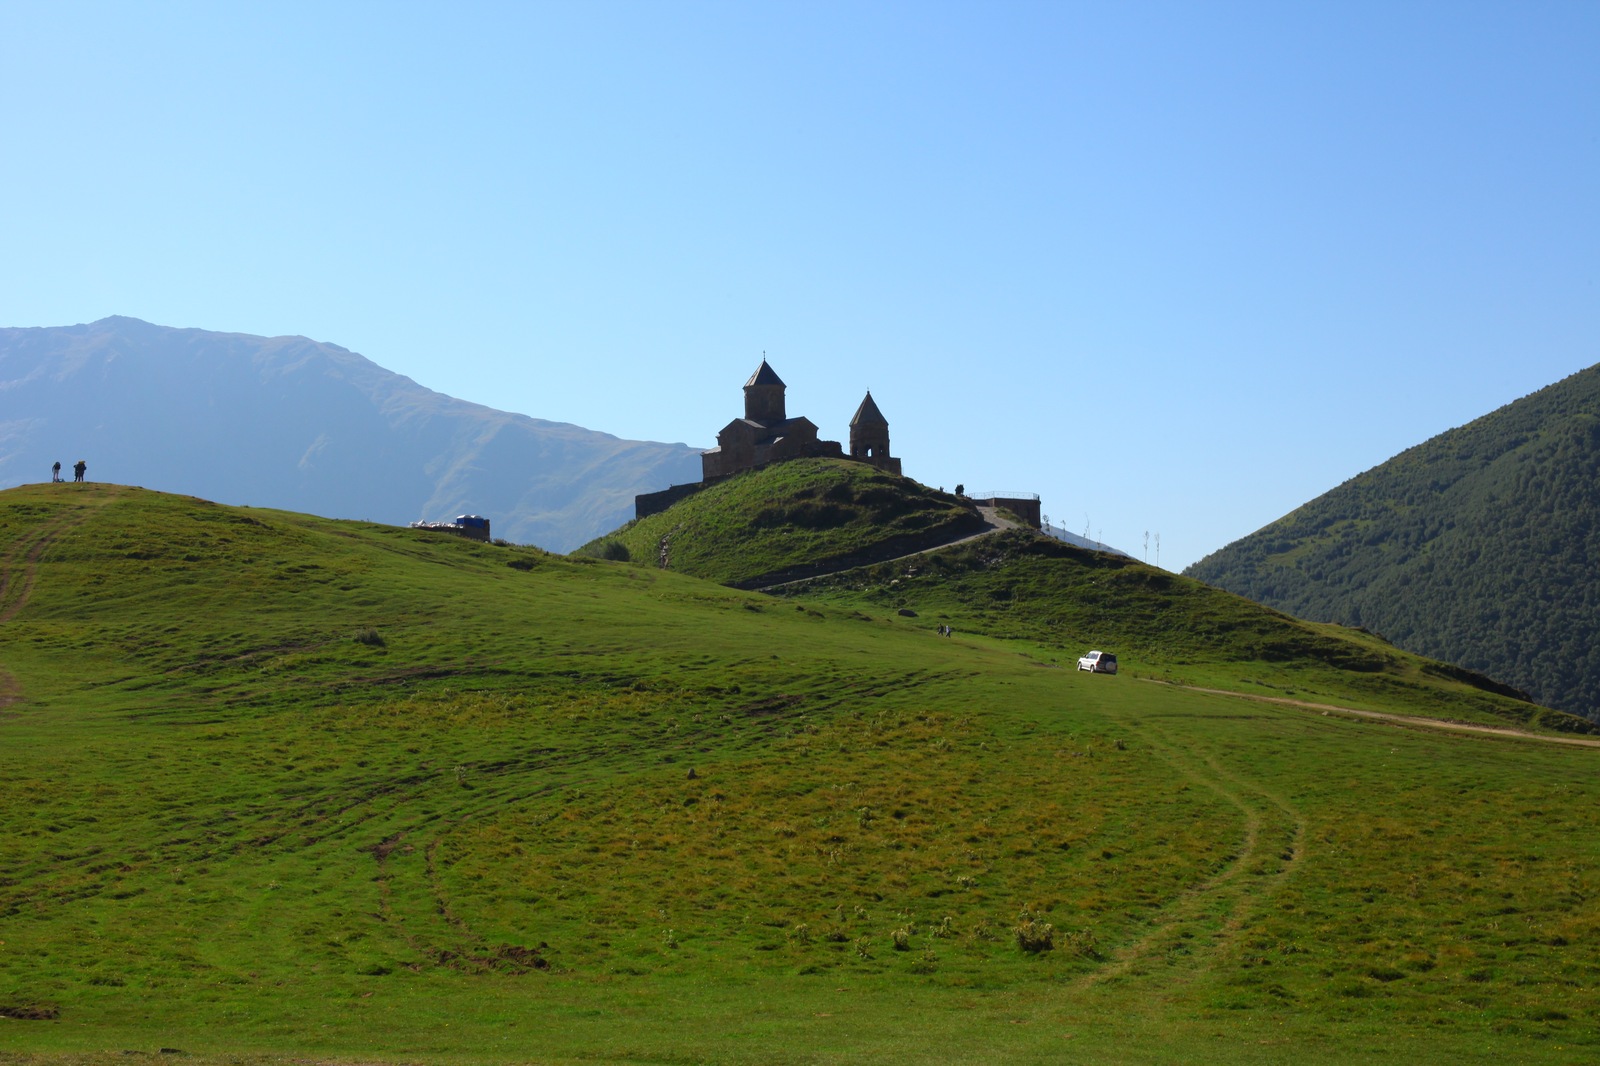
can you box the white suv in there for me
[1077,650,1117,674]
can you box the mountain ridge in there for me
[1186,362,1600,720]
[0,316,703,550]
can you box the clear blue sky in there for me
[4,1,1596,570]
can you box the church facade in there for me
[700,360,902,480]
[635,359,902,518]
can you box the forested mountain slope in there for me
[0,317,702,550]
[1186,363,1600,721]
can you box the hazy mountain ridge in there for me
[1186,363,1600,721]
[0,317,702,549]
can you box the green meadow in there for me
[2,483,1598,1064]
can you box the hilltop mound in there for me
[577,458,986,585]
[1186,362,1600,721]
[4,484,1600,1061]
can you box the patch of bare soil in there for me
[0,1003,60,1020]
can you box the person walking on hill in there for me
[51,461,62,483]
[73,460,86,483]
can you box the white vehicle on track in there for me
[1077,650,1118,674]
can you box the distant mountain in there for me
[0,317,702,550]
[1186,363,1600,721]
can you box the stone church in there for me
[700,360,902,480]
[635,359,902,518]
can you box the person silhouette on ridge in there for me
[73,460,86,483]
[52,461,62,483]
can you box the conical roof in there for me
[745,360,785,388]
[850,391,887,427]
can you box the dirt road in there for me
[1140,679,1600,748]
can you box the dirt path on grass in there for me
[1139,679,1600,748]
[0,492,110,714]
[1077,720,1305,994]
[751,505,1019,591]
[1073,681,1594,998]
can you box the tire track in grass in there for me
[1077,711,1305,993]
[0,493,114,715]
[355,747,645,973]
[0,669,19,717]
[0,515,66,622]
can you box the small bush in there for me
[353,628,385,647]
[1014,918,1055,954]
[1063,927,1101,959]
[594,539,632,561]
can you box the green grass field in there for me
[2,484,1598,1064]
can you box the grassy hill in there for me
[1186,362,1600,722]
[582,457,1583,734]
[3,483,1600,1063]
[778,529,1589,736]
[576,458,985,585]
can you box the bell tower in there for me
[849,391,900,473]
[743,358,787,423]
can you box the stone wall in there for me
[980,495,1041,529]
[634,480,712,519]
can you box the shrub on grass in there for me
[1015,917,1055,954]
[579,539,631,561]
[1063,927,1101,959]
[353,627,385,647]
